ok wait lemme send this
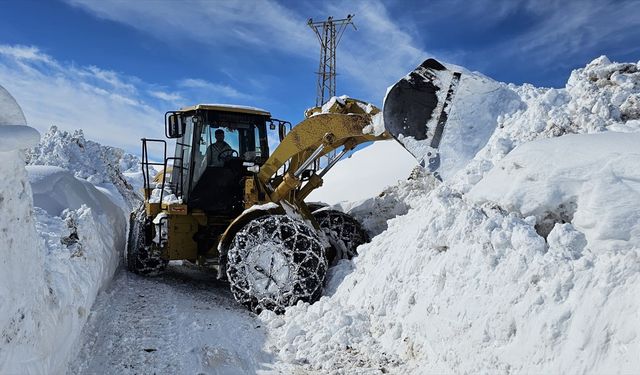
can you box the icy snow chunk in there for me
[547,223,587,260]
[148,185,182,204]
[362,112,385,136]
[620,94,640,120]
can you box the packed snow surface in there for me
[261,56,640,374]
[308,140,418,204]
[68,266,275,375]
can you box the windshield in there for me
[193,121,261,180]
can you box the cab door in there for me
[170,115,196,201]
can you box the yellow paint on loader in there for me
[141,98,391,265]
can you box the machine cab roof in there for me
[178,104,271,117]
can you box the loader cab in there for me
[166,104,271,215]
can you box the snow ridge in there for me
[262,56,640,374]
[454,56,640,192]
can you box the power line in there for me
[307,15,356,107]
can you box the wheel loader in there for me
[126,58,492,313]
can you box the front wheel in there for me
[226,215,327,314]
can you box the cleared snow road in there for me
[68,264,280,375]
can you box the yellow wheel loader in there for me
[126,58,492,313]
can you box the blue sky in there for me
[1,0,639,155]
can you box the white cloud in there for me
[82,65,138,94]
[148,90,183,102]
[63,0,430,104]
[416,0,640,75]
[63,0,316,55]
[178,78,251,100]
[0,45,163,154]
[0,45,57,65]
[0,44,252,156]
[507,0,640,64]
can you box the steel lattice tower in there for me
[308,15,356,107]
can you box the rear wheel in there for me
[126,205,168,276]
[226,215,327,314]
[312,209,369,262]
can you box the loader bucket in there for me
[382,59,460,177]
[383,58,518,180]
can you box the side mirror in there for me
[165,113,185,138]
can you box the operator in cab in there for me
[207,129,233,167]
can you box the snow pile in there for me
[0,128,127,373]
[26,125,142,209]
[469,132,640,249]
[262,56,640,374]
[455,55,640,191]
[0,139,48,374]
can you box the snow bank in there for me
[26,126,142,209]
[469,132,640,250]
[0,146,47,374]
[454,55,640,192]
[262,56,640,374]
[1,82,132,373]
[0,125,40,151]
[0,143,126,374]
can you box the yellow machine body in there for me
[143,98,391,265]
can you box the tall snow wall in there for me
[0,88,127,373]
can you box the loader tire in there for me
[226,215,327,314]
[312,209,369,262]
[126,205,168,276]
